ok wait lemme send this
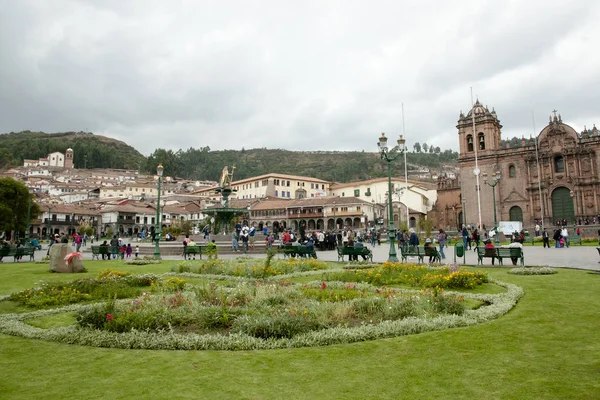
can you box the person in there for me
[282,230,291,244]
[561,226,569,248]
[553,228,561,248]
[125,243,133,258]
[354,238,368,261]
[535,224,540,237]
[437,229,447,259]
[60,233,69,244]
[484,239,496,265]
[134,245,139,258]
[231,231,240,252]
[203,225,210,242]
[82,233,87,247]
[110,235,119,259]
[423,238,436,263]
[0,240,10,263]
[542,228,550,248]
[409,228,419,248]
[30,238,41,251]
[75,233,82,252]
[100,240,109,260]
[119,243,126,259]
[305,238,317,259]
[376,230,381,246]
[206,239,217,259]
[249,225,256,249]
[240,228,249,254]
[397,230,403,249]
[462,225,469,250]
[472,228,480,250]
[504,241,523,265]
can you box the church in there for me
[430,100,600,231]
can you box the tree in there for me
[413,142,421,153]
[419,216,434,240]
[0,178,40,237]
[429,146,434,153]
[422,143,429,153]
[434,146,441,154]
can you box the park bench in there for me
[184,245,204,260]
[336,246,373,262]
[477,247,524,266]
[0,246,36,262]
[570,234,583,246]
[281,245,316,259]
[91,246,120,260]
[400,246,424,264]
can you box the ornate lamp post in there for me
[482,170,501,246]
[377,132,406,262]
[153,164,164,259]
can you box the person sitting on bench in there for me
[484,239,496,265]
[354,239,368,261]
[424,238,436,263]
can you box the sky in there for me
[1,0,599,156]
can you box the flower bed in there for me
[509,267,557,275]
[0,263,522,351]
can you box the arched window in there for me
[508,165,516,178]
[478,132,485,150]
[467,135,473,152]
[555,155,564,173]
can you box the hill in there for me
[145,147,458,183]
[0,131,146,170]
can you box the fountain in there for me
[203,165,249,234]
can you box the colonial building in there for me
[23,148,73,169]
[457,100,600,228]
[231,173,330,200]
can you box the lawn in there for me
[0,260,599,399]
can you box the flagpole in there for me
[471,88,483,231]
[402,103,409,224]
[532,111,545,226]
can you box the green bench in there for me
[336,246,373,262]
[570,234,582,246]
[91,246,120,260]
[0,246,36,262]
[477,247,524,266]
[281,245,316,259]
[184,245,204,260]
[400,246,441,263]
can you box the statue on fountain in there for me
[219,165,236,189]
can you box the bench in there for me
[570,234,582,246]
[281,245,317,259]
[0,246,36,262]
[400,246,424,263]
[184,245,204,260]
[91,246,120,260]
[336,246,373,262]
[477,247,524,266]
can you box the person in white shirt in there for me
[561,227,569,248]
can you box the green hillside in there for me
[0,131,146,170]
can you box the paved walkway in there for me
[5,242,600,272]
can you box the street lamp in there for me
[377,132,406,262]
[25,190,33,246]
[154,164,164,259]
[482,170,501,246]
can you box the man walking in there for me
[542,228,550,248]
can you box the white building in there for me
[232,173,330,200]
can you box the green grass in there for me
[26,312,77,329]
[1,262,599,399]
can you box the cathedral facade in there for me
[457,100,600,229]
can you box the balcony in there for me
[43,218,80,226]
[288,211,324,219]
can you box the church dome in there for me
[466,99,489,118]
[66,148,73,152]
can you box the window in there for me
[478,132,485,150]
[342,192,345,197]
[365,189,371,197]
[508,165,516,178]
[467,135,474,152]
[287,191,290,198]
[354,189,360,197]
[555,155,564,173]
[311,183,314,189]
[275,190,278,197]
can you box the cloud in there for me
[1,0,599,155]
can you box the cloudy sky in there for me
[1,0,599,155]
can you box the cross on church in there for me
[552,109,558,119]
